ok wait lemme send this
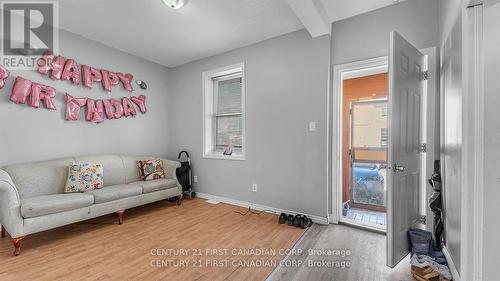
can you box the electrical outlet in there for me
[309,121,316,131]
[193,176,198,183]
[252,183,258,192]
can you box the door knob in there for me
[393,164,406,172]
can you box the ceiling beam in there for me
[286,0,331,37]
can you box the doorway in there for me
[341,73,388,231]
[331,36,437,268]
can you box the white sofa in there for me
[0,154,182,255]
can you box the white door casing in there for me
[387,31,425,267]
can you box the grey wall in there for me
[331,0,439,65]
[438,0,463,273]
[482,2,500,279]
[0,29,171,166]
[167,30,330,218]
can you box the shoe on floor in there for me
[278,213,288,224]
[293,215,302,227]
[300,215,313,229]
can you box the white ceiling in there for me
[58,0,401,68]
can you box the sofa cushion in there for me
[136,159,165,181]
[64,163,104,193]
[135,179,177,194]
[86,184,142,204]
[21,193,94,218]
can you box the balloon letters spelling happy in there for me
[38,51,136,94]
[61,59,81,85]
[101,70,120,92]
[117,73,134,92]
[0,65,9,89]
[37,51,65,80]
[82,65,102,89]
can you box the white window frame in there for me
[202,62,245,160]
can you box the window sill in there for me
[203,153,245,161]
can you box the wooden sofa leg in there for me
[176,194,183,205]
[1,225,5,238]
[116,210,125,225]
[12,236,26,256]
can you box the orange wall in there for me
[342,73,388,205]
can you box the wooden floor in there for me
[267,223,413,281]
[0,199,305,281]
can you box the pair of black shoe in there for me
[278,213,312,229]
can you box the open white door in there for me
[387,31,425,268]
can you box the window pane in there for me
[217,77,241,114]
[352,162,387,207]
[352,102,388,148]
[216,115,242,148]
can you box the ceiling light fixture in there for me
[161,0,186,9]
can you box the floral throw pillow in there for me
[64,163,104,193]
[137,159,165,181]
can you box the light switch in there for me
[309,121,316,131]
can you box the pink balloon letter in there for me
[103,99,124,119]
[130,95,147,113]
[10,76,33,104]
[0,65,9,89]
[65,93,87,121]
[37,51,65,80]
[30,82,56,110]
[61,59,80,85]
[86,99,105,123]
[122,97,137,117]
[102,99,115,119]
[101,70,119,92]
[82,65,102,89]
[117,73,134,92]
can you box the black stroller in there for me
[176,151,195,199]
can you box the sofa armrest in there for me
[161,159,181,183]
[0,169,24,237]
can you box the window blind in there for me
[217,77,242,114]
[214,76,242,148]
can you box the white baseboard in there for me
[442,245,461,281]
[196,192,329,225]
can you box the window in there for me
[202,63,245,160]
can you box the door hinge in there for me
[421,70,429,81]
[418,143,427,153]
[418,215,426,225]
